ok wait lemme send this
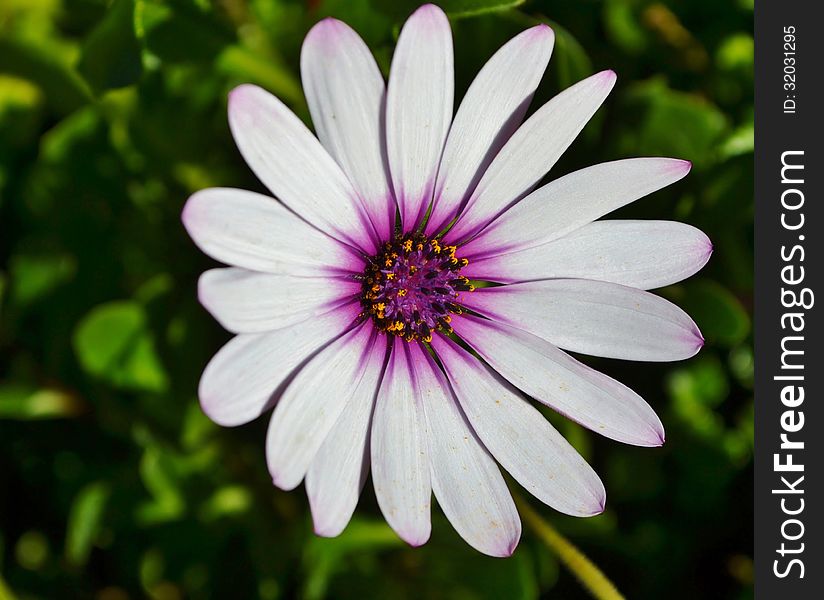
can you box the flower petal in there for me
[301,18,394,240]
[371,338,431,545]
[386,4,453,230]
[431,335,605,517]
[267,322,377,491]
[463,220,712,289]
[409,343,521,557]
[182,188,364,276]
[228,84,377,253]
[462,158,692,259]
[453,314,664,447]
[198,268,361,334]
[306,336,387,537]
[425,25,554,236]
[443,71,616,244]
[462,279,704,362]
[198,303,360,427]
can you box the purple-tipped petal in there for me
[371,338,432,546]
[182,188,364,276]
[431,336,606,517]
[198,267,360,334]
[462,157,692,260]
[306,336,387,537]
[198,303,360,427]
[228,84,377,253]
[301,18,395,241]
[409,343,521,557]
[386,4,454,231]
[443,70,617,244]
[266,323,377,491]
[453,315,665,447]
[462,279,704,362]
[425,24,554,236]
[462,220,712,289]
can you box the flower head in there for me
[183,3,711,556]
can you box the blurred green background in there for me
[0,0,753,598]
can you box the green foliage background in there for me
[0,0,753,598]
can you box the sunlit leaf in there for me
[0,384,84,420]
[73,300,169,392]
[136,445,186,524]
[0,38,89,115]
[8,253,76,307]
[65,482,111,567]
[439,0,525,19]
[303,519,404,600]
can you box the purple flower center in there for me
[360,233,473,342]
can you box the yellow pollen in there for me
[402,239,413,252]
[397,289,407,297]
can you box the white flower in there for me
[182,4,711,556]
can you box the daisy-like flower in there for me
[182,4,711,556]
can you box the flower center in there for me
[360,233,473,342]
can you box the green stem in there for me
[515,494,625,600]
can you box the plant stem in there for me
[515,494,625,600]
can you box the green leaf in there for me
[73,300,168,392]
[619,78,728,166]
[8,253,76,307]
[667,280,750,346]
[0,384,84,420]
[77,0,142,93]
[136,444,186,524]
[0,38,90,115]
[439,0,525,19]
[134,0,235,64]
[542,19,593,90]
[65,482,111,567]
[303,519,404,600]
[216,45,303,107]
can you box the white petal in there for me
[228,84,377,253]
[463,220,712,289]
[306,336,387,537]
[266,323,377,491]
[454,315,664,447]
[182,188,364,276]
[371,338,431,545]
[462,280,704,362]
[301,19,394,240]
[432,335,605,516]
[444,71,617,244]
[409,343,521,557]
[198,303,360,427]
[462,158,692,259]
[425,25,554,235]
[198,268,361,334]
[386,4,453,230]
